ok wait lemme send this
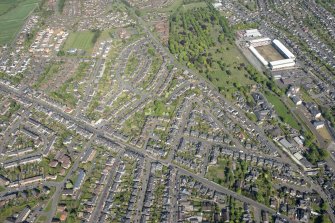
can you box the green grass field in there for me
[300,88,315,103]
[264,91,300,130]
[0,0,40,45]
[181,2,207,10]
[142,0,206,13]
[208,45,254,96]
[62,31,96,54]
[151,0,184,13]
[0,2,13,15]
[206,159,228,183]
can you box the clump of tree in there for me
[303,131,329,164]
[320,106,335,127]
[58,0,66,13]
[168,2,235,70]
[313,200,332,223]
[0,71,23,85]
[183,0,204,4]
[91,29,101,44]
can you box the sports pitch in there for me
[255,44,285,62]
[62,31,96,54]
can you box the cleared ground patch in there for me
[255,44,285,62]
[62,31,96,55]
[317,126,333,141]
[0,0,40,45]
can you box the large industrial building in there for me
[248,37,296,70]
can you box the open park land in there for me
[62,31,96,55]
[0,0,40,45]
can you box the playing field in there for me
[0,0,40,45]
[62,31,96,54]
[255,44,285,62]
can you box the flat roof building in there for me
[16,206,31,222]
[269,59,296,70]
[74,169,86,191]
[3,155,42,169]
[279,138,293,149]
[245,29,262,38]
[313,121,325,129]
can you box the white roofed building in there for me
[249,46,268,66]
[245,29,262,38]
[272,39,296,60]
[269,59,296,70]
[249,38,271,47]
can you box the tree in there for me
[218,34,225,43]
[305,147,320,164]
[315,215,332,223]
[207,74,213,82]
[233,82,241,89]
[135,9,142,16]
[57,50,65,56]
[319,148,329,159]
[320,201,328,212]
[256,192,265,203]
[169,39,176,54]
[320,106,335,127]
